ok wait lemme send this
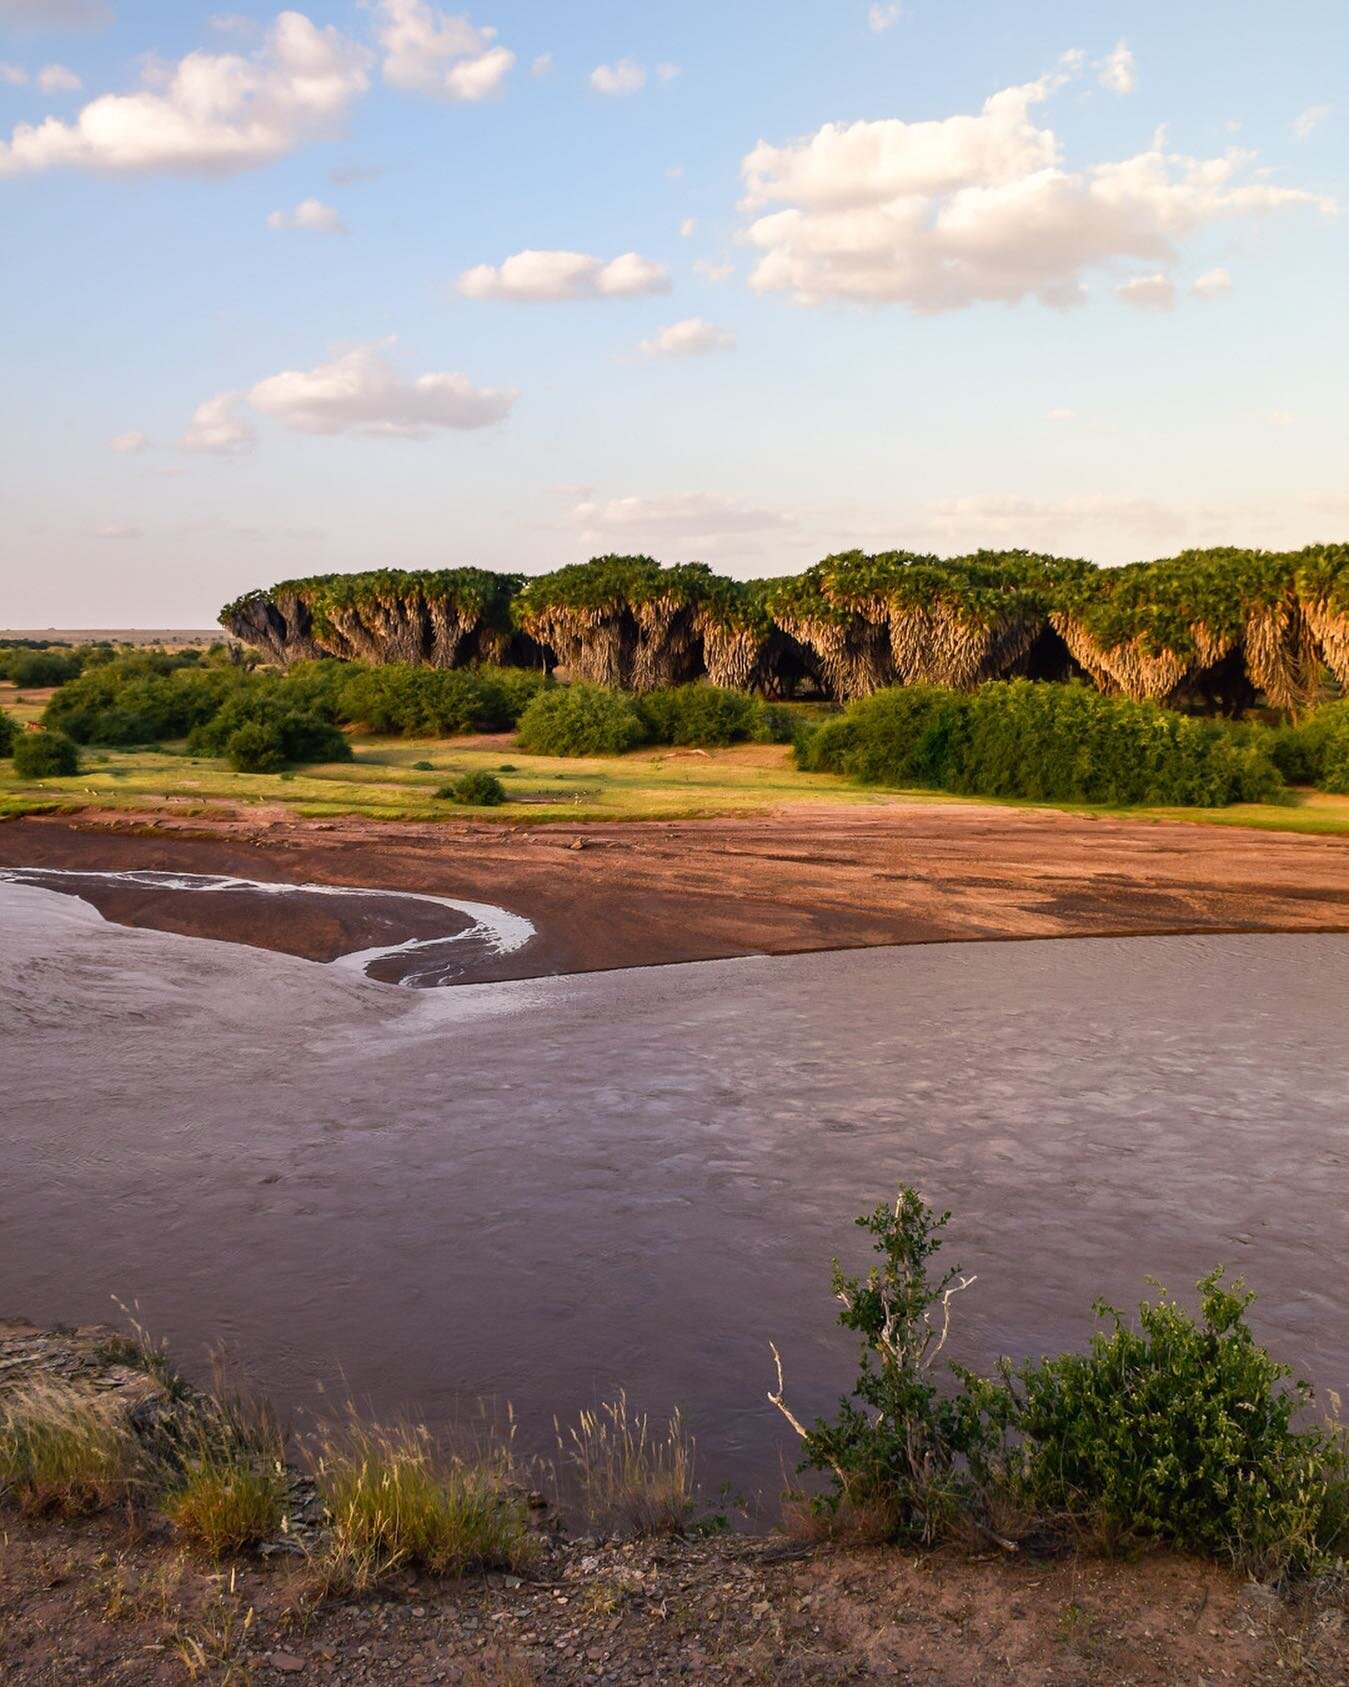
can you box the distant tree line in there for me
[221,545,1349,713]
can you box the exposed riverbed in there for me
[3,876,1346,1502]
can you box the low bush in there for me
[12,729,80,777]
[310,1418,539,1591]
[0,1380,138,1518]
[190,697,352,772]
[1267,701,1349,792]
[636,684,763,747]
[44,652,242,746]
[0,709,16,757]
[437,771,506,806]
[772,1186,1349,1578]
[337,665,548,737]
[516,684,646,756]
[0,648,84,687]
[798,681,1285,807]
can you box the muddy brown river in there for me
[3,877,1346,1504]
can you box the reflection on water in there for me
[2,878,1346,1503]
[0,867,534,987]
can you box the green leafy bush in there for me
[44,651,241,746]
[0,710,16,758]
[516,684,646,756]
[12,730,80,777]
[774,1186,1349,1578]
[0,648,84,687]
[636,684,763,746]
[1267,701,1349,791]
[797,681,1284,807]
[437,771,506,806]
[1007,1274,1349,1575]
[337,664,547,737]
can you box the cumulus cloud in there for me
[738,60,1332,312]
[267,195,346,232]
[924,492,1181,546]
[109,430,149,453]
[182,392,257,455]
[868,4,903,32]
[1115,272,1174,310]
[655,62,680,83]
[246,340,515,436]
[1097,41,1136,95]
[372,0,514,101]
[679,217,696,237]
[589,57,644,96]
[0,0,110,25]
[1292,104,1330,142]
[694,258,734,283]
[458,248,670,301]
[1192,266,1232,298]
[36,63,82,93]
[571,491,794,549]
[638,317,735,358]
[530,52,552,77]
[0,63,26,85]
[0,11,369,177]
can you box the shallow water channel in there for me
[3,874,1347,1505]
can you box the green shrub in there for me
[337,665,547,737]
[1007,1273,1349,1576]
[12,730,80,777]
[44,654,243,746]
[1268,701,1349,791]
[0,709,16,757]
[636,684,763,746]
[438,771,506,806]
[410,759,435,772]
[797,681,1284,807]
[192,696,351,770]
[516,684,646,756]
[0,649,83,687]
[774,1186,1349,1577]
[225,721,286,773]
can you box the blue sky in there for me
[1,0,1345,625]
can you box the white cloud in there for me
[571,491,793,549]
[924,492,1180,546]
[1292,104,1330,142]
[458,248,670,301]
[679,216,696,237]
[530,51,552,77]
[182,391,257,455]
[36,63,82,93]
[0,11,369,177]
[1115,272,1175,311]
[0,0,110,24]
[867,4,902,33]
[1046,407,1075,422]
[589,57,644,96]
[1268,410,1295,429]
[0,63,26,85]
[656,62,680,83]
[739,60,1332,312]
[373,0,514,100]
[1191,266,1232,298]
[638,317,736,359]
[694,258,734,283]
[1097,40,1136,95]
[267,195,346,232]
[109,430,149,453]
[246,340,515,436]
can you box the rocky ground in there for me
[1,1323,1344,1685]
[3,801,1349,984]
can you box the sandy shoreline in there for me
[1,801,1347,981]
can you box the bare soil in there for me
[1,802,1346,982]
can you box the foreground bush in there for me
[337,664,547,737]
[12,729,80,777]
[0,709,15,757]
[636,684,764,747]
[43,650,236,745]
[1267,700,1349,792]
[516,684,646,756]
[798,681,1284,806]
[311,1419,539,1591]
[189,696,352,772]
[773,1187,1348,1577]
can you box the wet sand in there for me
[3,881,1346,1501]
[2,802,1348,981]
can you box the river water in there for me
[3,877,1346,1503]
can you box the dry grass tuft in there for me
[0,1379,138,1518]
[308,1415,540,1593]
[161,1388,288,1559]
[557,1393,697,1538]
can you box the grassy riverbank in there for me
[4,684,1348,836]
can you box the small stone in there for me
[268,1654,306,1674]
